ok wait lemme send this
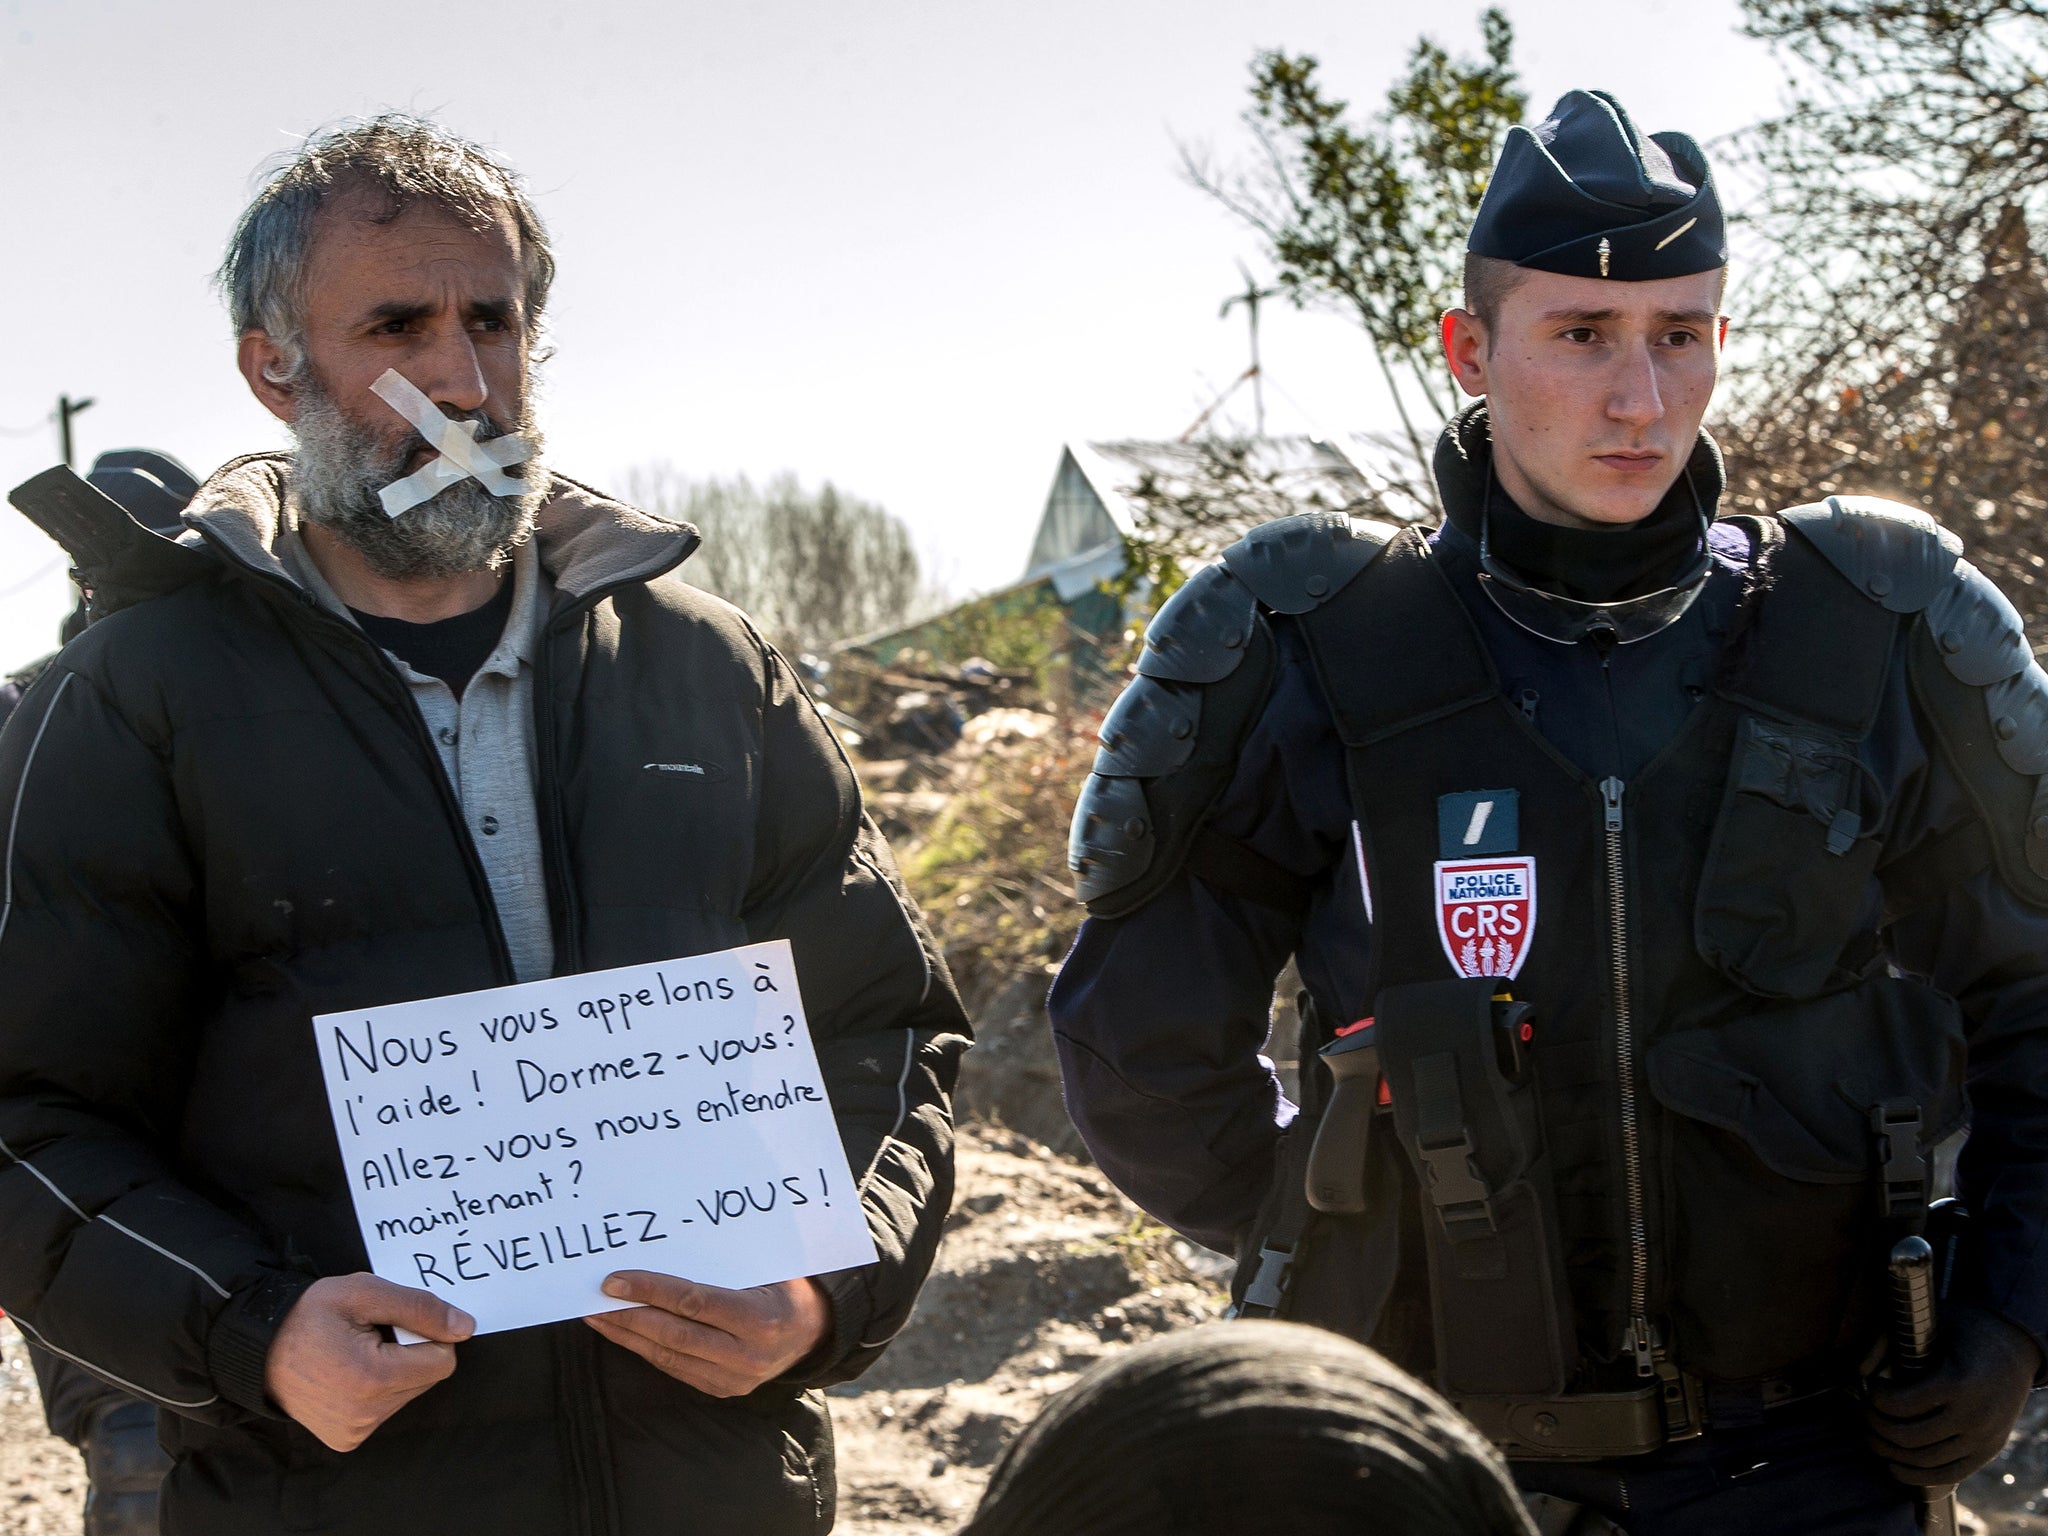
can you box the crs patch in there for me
[1434,856,1536,980]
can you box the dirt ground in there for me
[827,1127,1230,1533]
[0,1126,1229,1536]
[0,1330,80,1534]
[7,1126,2045,1535]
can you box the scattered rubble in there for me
[808,652,1040,765]
[840,664,1097,1159]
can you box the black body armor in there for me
[1069,498,2048,1458]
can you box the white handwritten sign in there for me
[312,939,876,1338]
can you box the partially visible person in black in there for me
[0,449,198,724]
[2,447,197,1536]
[1055,90,2048,1535]
[959,1321,1537,1536]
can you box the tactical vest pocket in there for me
[1375,979,1575,1398]
[1695,716,1885,998]
[1645,978,1966,1383]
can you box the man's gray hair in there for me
[218,114,554,383]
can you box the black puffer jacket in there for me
[0,456,970,1535]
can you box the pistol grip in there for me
[1305,1060,1379,1214]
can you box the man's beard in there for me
[289,373,547,580]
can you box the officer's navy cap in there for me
[1468,90,1727,281]
[87,448,199,535]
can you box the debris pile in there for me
[809,642,1105,1156]
[804,651,1041,766]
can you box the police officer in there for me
[3,448,197,1536]
[1051,91,2048,1535]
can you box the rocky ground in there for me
[7,1125,2046,1534]
[0,1332,80,1534]
[828,1127,1230,1533]
[0,1126,1230,1536]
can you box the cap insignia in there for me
[1654,216,1698,252]
[1598,237,1611,278]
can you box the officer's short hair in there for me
[1462,254,1528,337]
[218,114,553,385]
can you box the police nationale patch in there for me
[1434,856,1537,980]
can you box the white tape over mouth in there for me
[369,368,536,518]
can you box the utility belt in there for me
[1454,1356,1846,1462]
[1232,975,1962,1462]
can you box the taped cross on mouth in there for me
[369,368,536,518]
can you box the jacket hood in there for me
[11,452,699,622]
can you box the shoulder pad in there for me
[1780,496,1962,612]
[1093,674,1201,778]
[1135,563,1257,684]
[1925,561,2032,688]
[1907,550,2048,775]
[1068,513,1392,909]
[1068,774,1154,904]
[1219,510,1398,615]
[1900,547,2048,907]
[1986,667,2048,776]
[1787,498,2048,775]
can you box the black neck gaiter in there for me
[1434,404,1724,603]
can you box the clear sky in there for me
[0,0,1786,672]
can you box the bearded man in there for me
[0,116,967,1535]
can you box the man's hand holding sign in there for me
[266,1271,829,1452]
[586,1272,829,1399]
[265,1275,475,1453]
[278,940,871,1447]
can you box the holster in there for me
[1376,977,1575,1401]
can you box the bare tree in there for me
[1184,12,1525,510]
[625,465,934,654]
[1718,0,2048,623]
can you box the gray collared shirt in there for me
[281,528,557,983]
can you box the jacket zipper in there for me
[532,612,581,975]
[1601,774,1654,1376]
[216,558,521,985]
[200,520,696,1536]
[512,567,697,1536]
[528,584,682,1536]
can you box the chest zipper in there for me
[1601,776,1655,1376]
